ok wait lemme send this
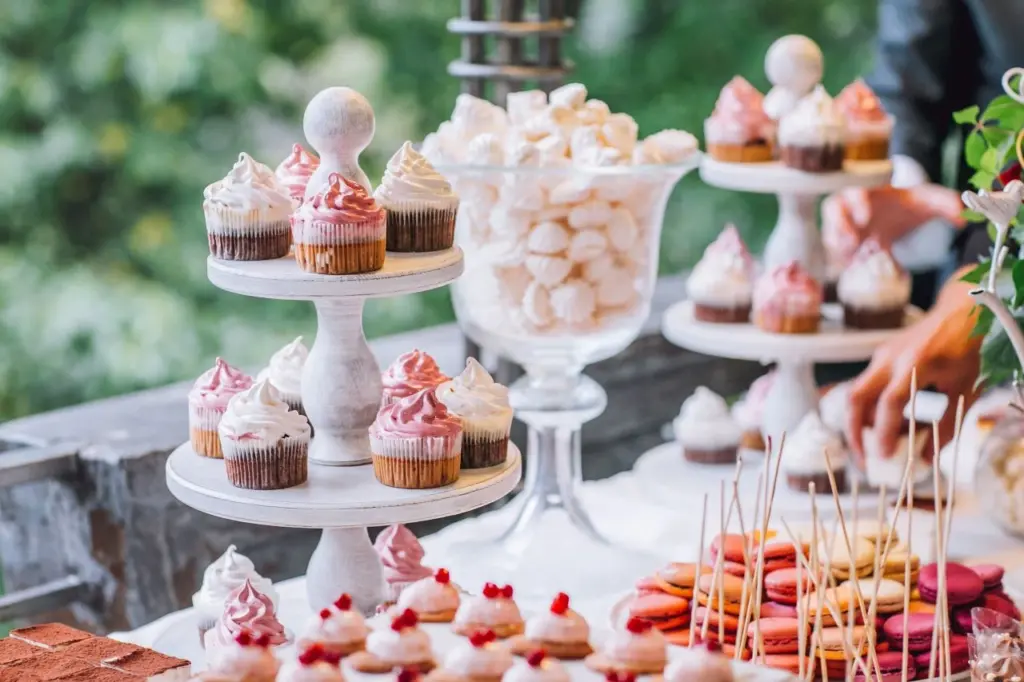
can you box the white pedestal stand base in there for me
[166,442,521,614]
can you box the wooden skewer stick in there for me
[900,439,916,682]
[862,483,891,682]
[846,479,861,682]
[732,476,753,660]
[928,421,945,681]
[940,396,965,682]
[702,481,727,643]
[718,479,727,646]
[794,517,807,680]
[688,492,709,649]
[818,517,873,682]
[751,435,785,663]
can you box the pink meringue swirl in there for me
[275,143,320,203]
[304,173,384,225]
[706,224,754,271]
[371,388,462,439]
[835,79,888,123]
[704,76,775,145]
[381,350,449,403]
[752,261,822,316]
[190,358,254,411]
[374,525,433,594]
[214,579,287,646]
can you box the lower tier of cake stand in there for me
[165,441,522,615]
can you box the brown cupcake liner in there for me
[191,428,223,459]
[844,137,890,161]
[779,144,845,173]
[824,279,839,303]
[707,142,774,163]
[693,303,751,324]
[786,469,846,495]
[384,204,458,253]
[372,454,461,489]
[682,445,739,465]
[842,304,905,330]
[221,437,309,490]
[461,433,509,469]
[754,310,820,334]
[294,240,386,274]
[208,231,291,261]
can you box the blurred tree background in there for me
[0,0,877,419]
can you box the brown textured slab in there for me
[0,637,41,664]
[9,623,93,650]
[47,669,143,681]
[0,652,94,679]
[0,669,41,682]
[62,636,141,664]
[103,648,190,676]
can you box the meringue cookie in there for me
[525,255,573,287]
[567,200,612,230]
[567,230,609,262]
[549,83,587,110]
[507,90,548,126]
[527,221,571,254]
[523,282,555,328]
[549,280,597,325]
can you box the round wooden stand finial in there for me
[302,87,376,196]
[764,34,823,93]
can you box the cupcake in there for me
[584,617,667,676]
[509,592,592,660]
[374,525,434,602]
[673,387,741,464]
[188,358,253,459]
[292,172,386,275]
[203,630,280,682]
[835,79,893,161]
[204,579,288,658]
[348,609,436,674]
[426,629,514,682]
[278,645,344,682]
[686,225,756,323]
[778,86,846,173]
[502,651,570,682]
[837,239,910,329]
[397,568,461,623]
[275,143,321,207]
[822,215,860,303]
[218,379,311,490]
[375,141,459,252]
[453,583,525,639]
[783,412,847,494]
[752,261,822,334]
[257,336,309,419]
[370,388,463,490]
[297,594,368,657]
[731,371,774,451]
[436,358,513,469]
[704,77,776,163]
[192,545,278,645]
[663,645,734,682]
[382,350,449,407]
[204,152,293,261]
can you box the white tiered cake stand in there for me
[166,87,523,618]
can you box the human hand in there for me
[846,277,982,463]
[821,184,966,250]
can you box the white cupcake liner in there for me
[189,404,226,432]
[293,214,387,247]
[203,203,291,237]
[369,432,462,461]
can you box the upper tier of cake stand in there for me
[663,301,922,364]
[206,248,464,300]
[700,158,893,195]
[165,442,521,528]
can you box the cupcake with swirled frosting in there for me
[836,79,893,161]
[382,350,449,407]
[673,386,741,464]
[783,411,847,494]
[257,336,309,421]
[778,86,846,172]
[436,358,512,469]
[204,579,289,660]
[838,239,910,329]
[376,141,459,252]
[293,172,386,274]
[704,77,776,163]
[370,387,463,489]
[686,225,756,323]
[204,152,293,260]
[203,630,280,682]
[189,358,253,459]
[275,143,321,207]
[218,379,311,490]
[193,544,278,643]
[752,261,822,334]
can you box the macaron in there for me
[747,617,804,654]
[628,592,690,631]
[710,534,749,564]
[800,586,853,628]
[952,592,1021,633]
[722,561,747,578]
[694,606,740,633]
[907,601,935,614]
[853,650,915,682]
[815,625,870,660]
[913,634,970,674]
[762,654,811,675]
[969,563,1005,590]
[654,562,710,598]
[853,520,896,546]
[820,537,875,580]
[760,601,799,618]
[635,575,664,595]
[765,568,815,605]
[842,577,907,614]
[918,562,984,605]
[882,612,935,652]
[697,573,746,616]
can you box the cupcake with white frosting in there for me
[192,544,278,643]
[218,379,311,490]
[732,371,774,451]
[838,239,910,329]
[257,336,309,420]
[427,629,514,682]
[297,594,368,657]
[778,86,846,173]
[673,387,742,464]
[204,152,293,260]
[436,358,513,469]
[686,225,756,323]
[783,411,847,494]
[376,141,459,252]
[509,592,592,660]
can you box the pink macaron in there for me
[970,563,1005,590]
[854,650,916,682]
[764,568,814,605]
[882,613,936,653]
[913,634,970,674]
[748,617,805,654]
[760,601,799,619]
[918,562,984,606]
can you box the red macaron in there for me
[710,534,749,564]
[918,562,984,606]
[913,634,970,674]
[854,650,916,682]
[969,563,1005,591]
[882,613,936,653]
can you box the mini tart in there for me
[686,225,756,323]
[203,630,280,682]
[297,594,368,657]
[778,86,846,173]
[349,609,436,674]
[425,629,513,682]
[503,651,571,682]
[584,617,667,676]
[752,261,822,335]
[453,583,525,639]
[509,593,593,660]
[397,568,461,623]
[704,76,775,163]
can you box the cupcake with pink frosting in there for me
[838,239,910,329]
[374,524,433,601]
[752,261,822,334]
[397,568,461,623]
[275,143,321,207]
[188,358,253,459]
[426,629,514,682]
[292,172,386,274]
[584,616,667,676]
[370,387,463,489]
[704,77,776,163]
[203,630,280,682]
[382,350,449,407]
[509,592,592,660]
[203,579,288,659]
[836,79,893,161]
[685,225,757,323]
[297,594,367,658]
[731,370,775,452]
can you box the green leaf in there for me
[954,105,980,125]
[962,208,987,222]
[981,146,1003,173]
[964,130,988,169]
[969,170,997,190]
[961,260,992,284]
[1013,260,1024,307]
[980,313,1024,386]
[971,304,995,338]
[982,95,1024,131]
[989,222,1000,242]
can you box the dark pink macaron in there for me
[882,612,935,653]
[854,650,916,682]
[918,562,984,606]
[913,634,970,674]
[970,563,1005,590]
[953,592,1022,633]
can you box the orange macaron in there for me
[697,573,746,616]
[628,592,690,632]
[653,562,710,598]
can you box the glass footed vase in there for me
[975,410,1024,539]
[436,159,699,599]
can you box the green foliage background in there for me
[0,0,878,419]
